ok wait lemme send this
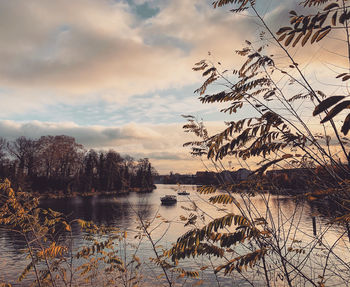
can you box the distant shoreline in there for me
[36,186,156,199]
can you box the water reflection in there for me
[1,184,349,286]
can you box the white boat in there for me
[160,195,177,205]
[177,190,190,195]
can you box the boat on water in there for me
[160,195,177,205]
[177,190,190,195]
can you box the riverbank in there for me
[35,186,156,199]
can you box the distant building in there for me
[235,168,251,180]
[266,168,313,178]
[266,168,315,189]
[154,173,196,184]
[154,168,252,185]
[219,169,251,182]
[195,171,217,185]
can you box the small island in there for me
[0,135,156,199]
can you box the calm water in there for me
[1,184,349,286]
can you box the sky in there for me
[0,0,347,173]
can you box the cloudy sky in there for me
[0,0,347,173]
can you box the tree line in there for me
[0,135,156,195]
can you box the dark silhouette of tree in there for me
[0,136,157,194]
[134,158,155,189]
[81,149,99,192]
[0,137,11,182]
[104,150,123,191]
[36,135,83,179]
[7,136,38,177]
[0,137,6,161]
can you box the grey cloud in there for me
[0,120,205,173]
[0,0,340,105]
[0,0,271,111]
[0,120,122,146]
[0,0,195,96]
[129,152,187,161]
[0,120,186,151]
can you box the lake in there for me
[1,184,349,286]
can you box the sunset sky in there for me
[0,0,346,173]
